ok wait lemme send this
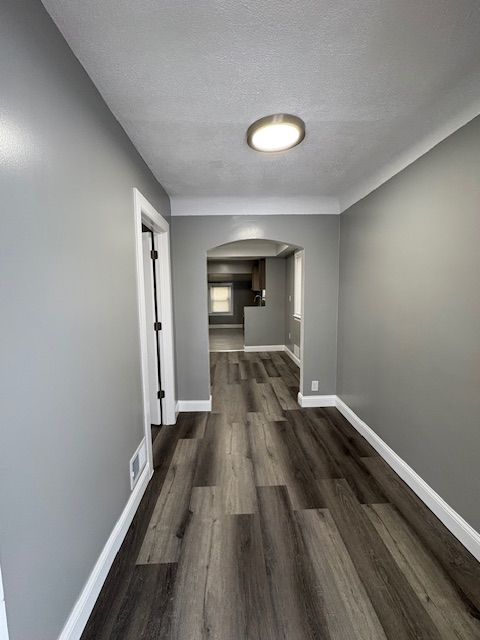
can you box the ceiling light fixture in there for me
[247,114,305,153]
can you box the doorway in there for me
[207,261,258,351]
[141,223,163,434]
[133,189,176,477]
[206,239,304,402]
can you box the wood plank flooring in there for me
[209,327,244,351]
[81,351,480,640]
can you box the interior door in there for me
[142,226,162,425]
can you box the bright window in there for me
[209,283,233,315]
[293,251,303,318]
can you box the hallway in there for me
[81,350,480,639]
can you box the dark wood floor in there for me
[82,351,480,639]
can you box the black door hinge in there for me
[154,321,162,331]
[150,250,158,260]
[157,390,165,399]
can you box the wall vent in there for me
[129,439,147,490]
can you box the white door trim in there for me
[297,250,304,397]
[142,234,161,425]
[133,188,176,474]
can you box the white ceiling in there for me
[43,0,480,209]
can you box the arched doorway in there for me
[206,238,304,405]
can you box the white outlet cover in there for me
[311,380,319,392]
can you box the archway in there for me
[206,238,304,405]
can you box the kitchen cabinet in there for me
[251,259,266,291]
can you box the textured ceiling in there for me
[42,0,480,202]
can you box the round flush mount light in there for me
[247,113,305,152]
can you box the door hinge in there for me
[154,321,162,331]
[150,249,158,260]
[158,390,165,399]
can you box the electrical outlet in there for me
[288,332,291,340]
[311,380,319,392]
[288,295,292,302]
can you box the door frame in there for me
[133,188,176,475]
[141,232,162,426]
[297,249,305,397]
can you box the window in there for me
[209,283,233,315]
[293,251,303,319]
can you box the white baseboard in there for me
[284,345,301,367]
[54,388,480,640]
[58,464,151,640]
[335,397,480,563]
[244,344,284,352]
[209,324,243,329]
[0,565,9,640]
[177,395,212,412]
[0,603,8,640]
[215,344,301,366]
[297,393,336,408]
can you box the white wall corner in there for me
[177,395,212,412]
[57,463,151,640]
[335,397,480,564]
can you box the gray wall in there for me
[244,258,286,346]
[208,280,255,325]
[0,1,170,638]
[207,260,255,275]
[337,115,480,532]
[171,215,339,400]
[285,253,301,353]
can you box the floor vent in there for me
[130,439,147,490]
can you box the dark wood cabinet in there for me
[252,264,259,290]
[252,259,265,291]
[259,259,266,289]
